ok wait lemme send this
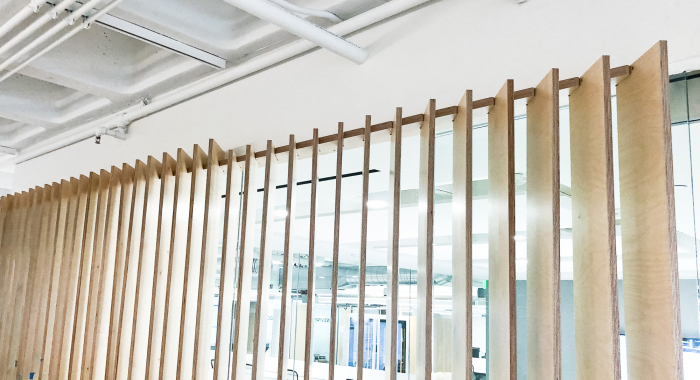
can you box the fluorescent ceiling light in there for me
[274,209,288,218]
[367,200,387,209]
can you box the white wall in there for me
[13,0,700,190]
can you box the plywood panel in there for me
[616,41,683,380]
[328,123,344,380]
[129,157,163,380]
[277,135,298,380]
[303,129,320,380]
[144,154,176,380]
[177,145,208,380]
[230,146,258,380]
[90,167,123,380]
[568,56,620,380]
[452,92,473,380]
[105,164,135,380]
[213,149,242,380]
[357,117,372,380]
[0,195,19,376]
[159,150,193,380]
[488,81,516,380]
[525,70,561,380]
[193,140,225,380]
[252,140,278,380]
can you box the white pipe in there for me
[4,0,432,166]
[0,0,45,40]
[0,0,77,58]
[220,0,367,64]
[0,0,124,83]
[266,0,342,22]
[0,0,109,73]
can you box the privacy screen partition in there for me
[0,41,682,380]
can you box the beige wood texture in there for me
[193,140,225,380]
[386,109,401,380]
[488,81,516,380]
[452,91,473,380]
[303,129,320,380]
[357,116,372,380]
[159,150,193,380]
[230,146,258,380]
[105,164,135,380]
[0,194,19,377]
[417,100,436,380]
[115,162,148,380]
[526,70,561,380]
[90,167,123,380]
[277,135,298,380]
[569,56,620,380]
[616,41,683,380]
[328,122,344,380]
[177,146,208,380]
[252,140,278,380]
[213,149,242,380]
[144,154,176,380]
[128,157,163,380]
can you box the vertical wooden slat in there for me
[129,157,163,380]
[569,56,620,380]
[452,91,473,380]
[159,150,193,380]
[0,195,18,374]
[90,167,123,380]
[526,70,561,380]
[386,109,402,380]
[145,154,176,380]
[328,123,344,380]
[488,81,516,380]
[177,145,208,380]
[357,116,372,380]
[105,164,135,380]
[303,129,320,380]
[213,149,243,380]
[80,171,111,380]
[252,140,278,380]
[616,40,683,380]
[193,140,225,380]
[115,162,148,380]
[69,173,101,380]
[230,146,258,380]
[277,135,298,380]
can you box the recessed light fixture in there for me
[367,200,387,209]
[275,209,288,218]
[315,262,325,267]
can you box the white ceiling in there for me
[0,0,385,151]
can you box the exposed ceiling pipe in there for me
[0,0,46,40]
[1,0,433,167]
[220,0,367,64]
[0,0,110,74]
[0,0,77,58]
[0,0,125,83]
[266,0,342,22]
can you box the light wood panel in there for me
[252,140,278,380]
[417,100,436,380]
[357,116,372,380]
[452,91,473,380]
[90,167,123,380]
[386,109,402,380]
[230,146,257,380]
[177,146,208,380]
[213,148,242,380]
[328,122,344,380]
[303,129,320,380]
[105,164,135,380]
[159,150,193,380]
[526,70,561,380]
[277,135,298,380]
[488,81,516,380]
[129,156,163,380]
[569,56,620,380]
[144,154,176,380]
[0,194,19,378]
[616,40,683,380]
[193,140,225,380]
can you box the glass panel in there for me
[559,104,575,380]
[689,74,700,122]
[670,77,689,124]
[472,121,488,380]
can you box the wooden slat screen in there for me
[0,41,684,380]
